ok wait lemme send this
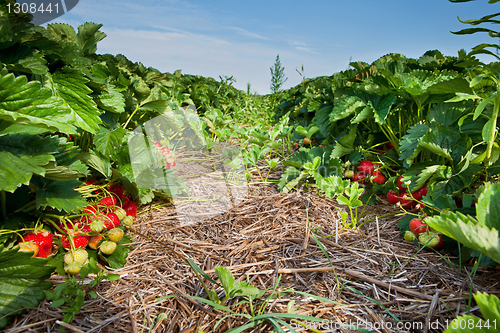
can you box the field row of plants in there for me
[0,0,499,331]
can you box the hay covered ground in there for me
[6,178,500,333]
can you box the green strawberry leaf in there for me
[419,125,472,166]
[425,211,500,264]
[44,68,102,133]
[443,292,500,332]
[475,182,500,230]
[0,134,61,192]
[215,266,235,296]
[97,83,126,114]
[93,127,127,157]
[0,246,55,329]
[31,176,86,212]
[0,67,75,134]
[399,123,430,163]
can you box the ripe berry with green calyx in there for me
[357,160,375,175]
[371,170,386,184]
[412,184,428,201]
[399,193,416,209]
[397,175,406,192]
[352,172,365,182]
[122,201,138,217]
[99,196,117,207]
[61,232,89,250]
[107,228,124,243]
[100,241,117,255]
[387,190,399,204]
[22,230,54,258]
[104,212,120,229]
[409,218,430,236]
[107,184,124,197]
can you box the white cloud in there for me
[228,27,269,40]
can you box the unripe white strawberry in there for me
[64,262,83,275]
[64,249,89,265]
[404,230,416,242]
[100,241,117,255]
[418,232,441,248]
[114,207,127,221]
[121,215,134,226]
[107,228,124,243]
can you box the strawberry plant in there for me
[425,182,500,264]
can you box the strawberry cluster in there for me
[17,181,138,275]
[346,160,386,185]
[404,218,443,250]
[386,176,428,209]
[152,141,176,169]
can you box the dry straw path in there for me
[6,182,500,332]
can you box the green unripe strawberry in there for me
[64,248,89,265]
[404,230,416,242]
[107,228,124,243]
[114,207,127,221]
[100,241,117,255]
[344,170,354,178]
[122,215,134,226]
[64,262,83,275]
[418,232,441,248]
[90,217,106,233]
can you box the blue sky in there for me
[54,0,496,94]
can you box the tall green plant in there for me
[270,54,288,94]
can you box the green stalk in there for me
[122,104,141,129]
[1,190,6,221]
[484,83,500,167]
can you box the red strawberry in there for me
[412,184,428,200]
[107,184,124,197]
[371,170,386,184]
[397,176,406,192]
[303,138,311,145]
[357,160,374,175]
[100,196,117,207]
[161,146,171,154]
[61,231,89,250]
[386,190,399,204]
[409,218,430,236]
[319,144,325,148]
[352,172,366,182]
[122,201,138,217]
[399,193,416,209]
[385,142,394,151]
[23,230,54,258]
[152,141,161,148]
[104,212,120,229]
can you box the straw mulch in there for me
[6,182,500,333]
